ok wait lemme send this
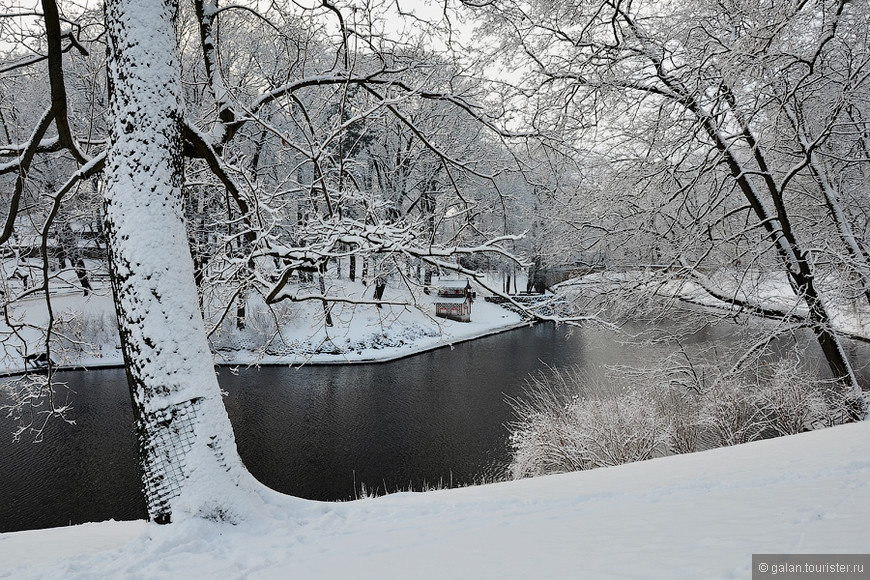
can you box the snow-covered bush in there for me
[506,357,845,481]
[654,384,702,455]
[209,297,296,353]
[508,366,670,479]
[244,303,280,342]
[507,366,594,478]
[832,391,869,425]
[699,377,766,447]
[572,389,671,467]
[755,357,829,436]
[50,309,119,361]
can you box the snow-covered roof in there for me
[437,279,470,288]
[434,296,470,304]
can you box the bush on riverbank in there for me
[507,357,858,479]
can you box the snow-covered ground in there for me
[1,420,868,579]
[557,267,870,340]
[0,271,526,374]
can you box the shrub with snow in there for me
[50,309,119,361]
[755,357,830,436]
[508,366,670,479]
[508,355,859,480]
[699,377,767,447]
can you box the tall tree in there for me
[467,0,870,394]
[102,0,263,523]
[1,0,530,522]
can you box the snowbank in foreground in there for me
[2,421,868,579]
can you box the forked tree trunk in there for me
[104,0,258,524]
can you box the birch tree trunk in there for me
[104,0,258,524]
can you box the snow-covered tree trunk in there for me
[104,0,256,524]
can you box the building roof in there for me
[438,279,471,288]
[434,296,470,304]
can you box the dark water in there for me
[221,322,606,502]
[0,323,596,532]
[0,369,146,532]
[1,321,865,532]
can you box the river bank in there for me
[0,275,527,375]
[556,268,870,343]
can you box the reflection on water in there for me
[0,371,146,532]
[223,323,582,502]
[1,321,866,531]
